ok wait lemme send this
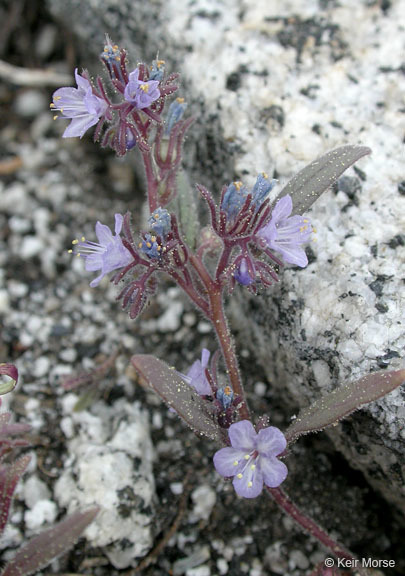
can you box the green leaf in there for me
[277,145,371,216]
[285,368,405,445]
[1,507,99,576]
[0,364,18,396]
[132,354,222,441]
[174,170,199,249]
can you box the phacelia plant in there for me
[51,37,404,575]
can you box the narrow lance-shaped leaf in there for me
[0,454,31,537]
[1,507,99,576]
[285,368,405,445]
[132,354,222,441]
[0,364,18,396]
[276,145,371,216]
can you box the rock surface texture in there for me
[47,0,404,514]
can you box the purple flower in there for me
[234,257,255,286]
[124,68,160,109]
[52,69,108,138]
[256,195,312,267]
[181,349,212,396]
[216,386,234,410]
[213,420,288,498]
[139,233,163,259]
[72,214,132,287]
[164,97,188,136]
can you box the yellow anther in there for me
[104,47,109,52]
[54,96,61,101]
[68,249,73,253]
[146,242,151,248]
[157,59,165,67]
[113,45,119,50]
[237,473,243,479]
[250,464,256,470]
[53,115,58,120]
[233,460,239,466]
[151,236,156,242]
[312,227,317,233]
[154,213,159,219]
[234,181,243,191]
[60,108,64,113]
[262,172,268,178]
[244,454,250,460]
[76,253,81,257]
[81,236,85,242]
[157,246,161,251]
[138,242,142,248]
[140,84,149,93]
[303,219,309,223]
[224,386,232,396]
[50,103,55,108]
[247,481,253,487]
[176,97,185,103]
[72,239,79,245]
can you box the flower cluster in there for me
[51,38,186,159]
[199,174,313,291]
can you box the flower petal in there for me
[213,447,246,477]
[228,420,257,451]
[95,221,114,245]
[62,115,99,138]
[259,456,288,488]
[271,195,292,223]
[257,427,287,456]
[233,464,263,498]
[114,213,124,235]
[200,348,210,368]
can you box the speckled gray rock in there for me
[55,396,156,568]
[47,0,405,512]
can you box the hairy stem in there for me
[143,151,158,213]
[267,487,368,576]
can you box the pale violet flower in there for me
[234,257,255,286]
[52,69,107,138]
[72,214,132,287]
[124,68,160,109]
[257,195,312,267]
[180,349,212,396]
[214,420,288,498]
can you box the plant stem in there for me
[142,151,158,213]
[267,487,368,575]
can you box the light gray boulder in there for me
[47,0,404,512]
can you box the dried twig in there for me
[0,59,72,87]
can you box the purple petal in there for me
[74,68,90,92]
[84,253,104,272]
[62,115,99,138]
[271,195,293,223]
[114,214,124,235]
[200,349,210,369]
[228,420,257,451]
[233,463,263,498]
[273,244,308,267]
[95,221,114,245]
[89,272,104,288]
[256,427,287,456]
[259,456,288,488]
[213,447,246,477]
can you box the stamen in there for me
[233,460,239,466]
[234,181,243,191]
[81,236,85,242]
[250,464,256,470]
[72,239,79,245]
[176,97,185,103]
[247,481,253,487]
[140,84,149,93]
[53,115,58,120]
[237,473,243,479]
[68,249,73,253]
[244,454,250,460]
[262,172,268,178]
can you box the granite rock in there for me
[47,0,404,513]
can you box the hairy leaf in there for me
[0,364,18,396]
[285,368,405,444]
[0,454,31,537]
[132,354,222,441]
[277,145,371,216]
[175,169,199,250]
[1,507,99,576]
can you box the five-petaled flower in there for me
[257,194,312,267]
[124,68,161,109]
[71,214,132,287]
[213,420,288,498]
[51,69,108,138]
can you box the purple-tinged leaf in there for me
[1,507,99,576]
[277,145,371,216]
[0,454,31,537]
[0,364,18,396]
[132,354,222,441]
[285,368,405,445]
